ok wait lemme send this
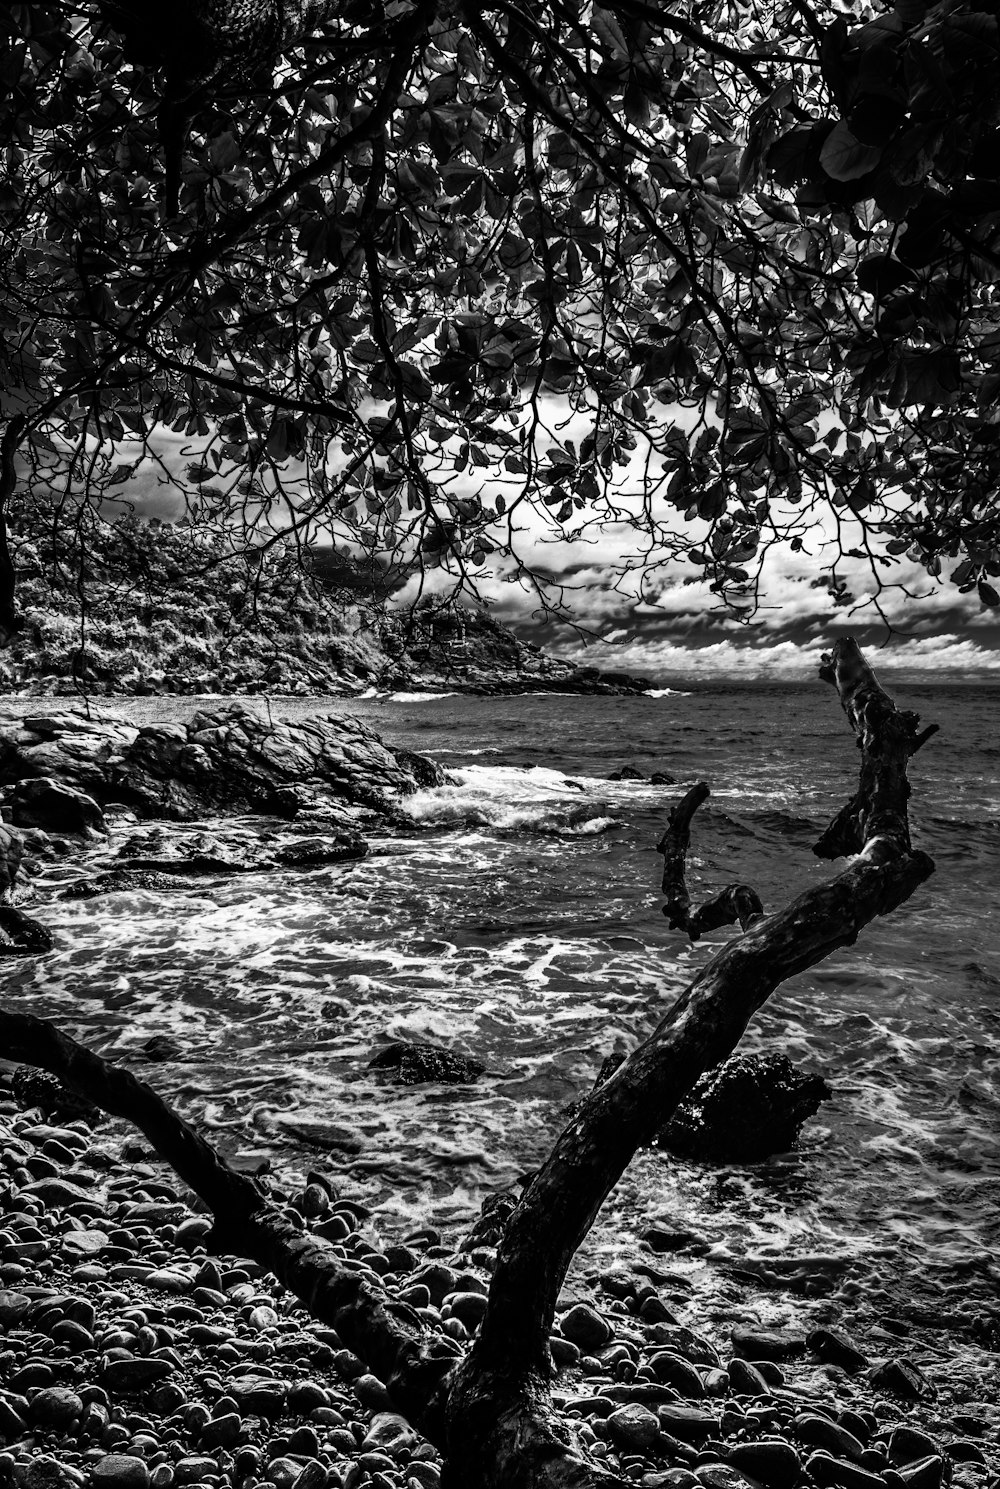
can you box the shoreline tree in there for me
[3,0,1000,645]
[1,637,938,1488]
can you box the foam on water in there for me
[385,691,457,702]
[399,763,624,835]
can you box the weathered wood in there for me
[657,781,763,941]
[657,781,708,929]
[447,637,935,1487]
[814,638,931,861]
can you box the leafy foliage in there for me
[3,0,1000,629]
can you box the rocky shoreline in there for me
[0,1079,996,1489]
[0,704,997,1488]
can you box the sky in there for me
[90,417,1000,684]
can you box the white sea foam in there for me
[399,763,620,834]
[646,687,693,698]
[386,691,457,702]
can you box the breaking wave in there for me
[400,764,622,835]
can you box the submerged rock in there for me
[657,1052,831,1163]
[140,1035,185,1062]
[368,1039,486,1085]
[62,869,184,898]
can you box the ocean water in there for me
[3,679,999,1342]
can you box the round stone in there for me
[608,1403,661,1452]
[91,1457,151,1489]
[559,1303,612,1352]
[728,1440,802,1489]
[28,1388,83,1427]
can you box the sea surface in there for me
[3,679,999,1344]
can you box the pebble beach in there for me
[1,1072,997,1489]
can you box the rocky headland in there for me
[2,509,646,699]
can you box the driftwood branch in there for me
[657,782,763,941]
[0,638,936,1489]
[446,637,935,1486]
[814,639,935,860]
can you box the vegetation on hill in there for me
[0,506,643,696]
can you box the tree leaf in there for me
[819,119,883,181]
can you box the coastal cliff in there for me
[0,509,646,698]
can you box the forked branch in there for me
[657,781,763,941]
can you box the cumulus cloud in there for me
[543,631,1000,678]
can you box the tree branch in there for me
[657,781,763,940]
[814,637,930,861]
[451,636,934,1486]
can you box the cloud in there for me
[541,631,1000,677]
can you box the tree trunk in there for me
[0,638,935,1489]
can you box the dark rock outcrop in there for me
[5,777,106,835]
[568,1051,830,1163]
[10,1067,101,1124]
[109,707,443,821]
[0,706,445,825]
[368,1040,486,1086]
[0,822,24,897]
[657,1052,831,1163]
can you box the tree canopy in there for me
[3,0,1000,636]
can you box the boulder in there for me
[5,777,106,835]
[657,1052,831,1162]
[109,706,446,820]
[807,1327,868,1373]
[574,1050,829,1163]
[461,1190,520,1251]
[0,712,136,797]
[368,1039,485,1085]
[0,823,24,896]
[868,1358,931,1400]
[10,1067,101,1125]
[731,1325,807,1362]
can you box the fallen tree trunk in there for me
[0,638,935,1489]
